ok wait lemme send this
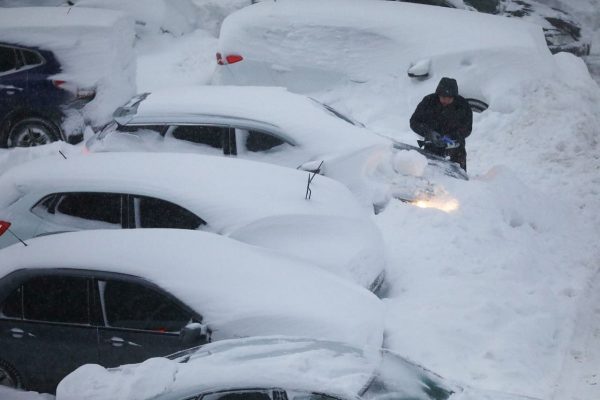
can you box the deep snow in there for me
[0,1,599,399]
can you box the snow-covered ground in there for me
[0,1,599,400]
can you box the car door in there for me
[0,44,27,121]
[96,277,206,368]
[0,272,99,393]
[32,192,126,236]
[127,195,206,230]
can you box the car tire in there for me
[0,359,23,389]
[466,98,488,113]
[5,117,61,148]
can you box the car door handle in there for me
[10,328,34,339]
[104,336,141,347]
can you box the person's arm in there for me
[410,97,433,139]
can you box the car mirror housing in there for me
[180,322,210,345]
[407,59,431,79]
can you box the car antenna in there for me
[305,161,324,200]
[5,228,28,247]
[59,150,67,159]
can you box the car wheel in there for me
[6,117,61,148]
[466,98,488,113]
[0,359,23,389]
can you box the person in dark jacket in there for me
[410,77,472,171]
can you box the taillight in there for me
[216,52,243,65]
[52,80,66,88]
[0,220,11,237]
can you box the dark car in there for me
[398,0,591,56]
[0,42,92,148]
[0,229,382,394]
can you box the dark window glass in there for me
[203,391,272,400]
[1,285,22,319]
[30,194,57,218]
[463,0,499,13]
[116,124,166,135]
[103,280,191,332]
[0,46,17,73]
[134,196,205,229]
[288,394,343,400]
[172,126,226,149]
[23,276,89,324]
[245,130,285,152]
[22,49,43,66]
[55,193,122,226]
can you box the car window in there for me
[171,125,227,149]
[21,49,43,66]
[0,285,23,319]
[287,392,344,400]
[116,124,166,135]
[463,0,499,13]
[0,45,18,73]
[202,390,273,400]
[53,192,123,229]
[21,276,90,324]
[132,196,206,230]
[102,280,192,332]
[244,130,286,152]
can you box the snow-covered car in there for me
[56,336,539,400]
[0,230,384,393]
[86,86,465,209]
[212,0,554,112]
[0,152,385,291]
[397,0,591,56]
[0,7,136,146]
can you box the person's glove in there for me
[441,135,457,148]
[429,131,445,147]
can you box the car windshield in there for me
[309,98,364,127]
[361,350,454,400]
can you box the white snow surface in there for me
[0,229,385,349]
[1,1,600,399]
[0,7,137,126]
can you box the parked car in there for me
[213,0,556,114]
[0,152,385,291]
[56,336,538,400]
[0,230,385,393]
[0,7,136,148]
[0,42,87,147]
[398,0,591,56]
[86,86,465,209]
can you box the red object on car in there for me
[0,221,11,237]
[216,52,243,65]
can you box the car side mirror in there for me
[180,322,210,345]
[407,59,431,79]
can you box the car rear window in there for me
[0,45,17,73]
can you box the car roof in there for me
[0,229,384,350]
[0,152,367,234]
[58,336,377,400]
[119,85,388,155]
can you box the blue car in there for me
[0,42,92,148]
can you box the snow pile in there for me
[0,7,137,127]
[0,387,53,400]
[56,338,379,400]
[378,165,598,397]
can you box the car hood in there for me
[228,214,386,290]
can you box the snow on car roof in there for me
[0,152,368,233]
[126,85,389,155]
[0,229,385,351]
[220,0,549,63]
[57,337,377,400]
